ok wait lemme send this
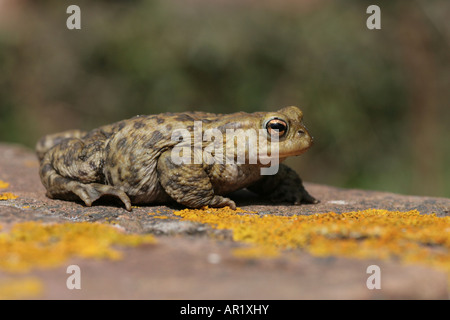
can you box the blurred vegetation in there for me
[0,0,449,197]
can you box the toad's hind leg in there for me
[36,129,86,162]
[41,169,132,211]
[38,131,131,211]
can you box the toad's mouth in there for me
[257,145,312,163]
[272,137,314,159]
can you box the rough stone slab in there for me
[22,237,448,300]
[0,143,449,299]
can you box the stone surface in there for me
[0,143,449,299]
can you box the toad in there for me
[36,106,318,211]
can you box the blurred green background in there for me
[0,0,448,197]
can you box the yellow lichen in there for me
[173,208,450,273]
[0,222,156,273]
[0,180,18,200]
[0,180,10,189]
[0,192,18,200]
[0,277,44,299]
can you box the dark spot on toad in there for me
[175,114,195,122]
[108,157,117,168]
[216,122,243,133]
[78,170,88,176]
[89,161,97,170]
[134,121,146,129]
[78,151,88,161]
[63,154,73,167]
[144,131,164,148]
[40,163,53,175]
[115,122,126,131]
[117,137,127,149]
[118,167,123,180]
[54,176,68,186]
[106,171,113,184]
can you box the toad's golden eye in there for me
[265,118,288,137]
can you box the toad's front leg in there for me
[157,151,236,209]
[247,164,318,205]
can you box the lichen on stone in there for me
[0,192,18,200]
[0,180,18,200]
[173,207,450,274]
[0,221,156,273]
[0,277,44,299]
[0,180,10,189]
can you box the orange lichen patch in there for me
[0,180,10,189]
[0,277,44,299]
[152,216,170,219]
[0,222,156,273]
[0,192,18,200]
[0,180,18,200]
[173,208,450,273]
[148,210,166,216]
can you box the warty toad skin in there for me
[36,106,318,211]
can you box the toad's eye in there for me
[265,118,288,137]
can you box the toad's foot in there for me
[248,163,319,205]
[269,184,319,205]
[71,183,132,211]
[209,195,237,210]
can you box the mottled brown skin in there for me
[36,106,318,211]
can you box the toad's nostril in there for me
[298,129,305,135]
